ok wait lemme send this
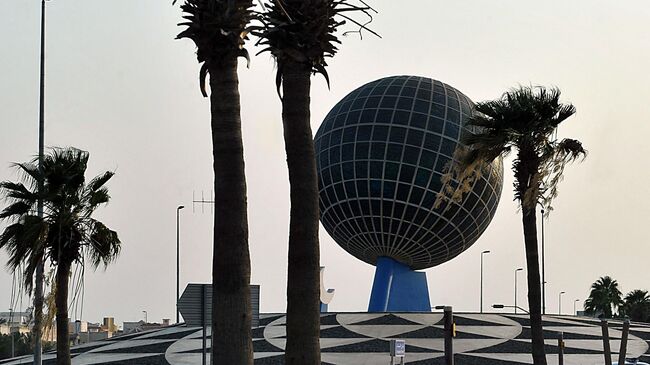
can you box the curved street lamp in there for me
[9,308,14,358]
[514,268,523,314]
[559,291,566,315]
[574,299,580,316]
[480,250,491,313]
[493,303,529,314]
[176,205,185,323]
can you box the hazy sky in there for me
[1,0,649,326]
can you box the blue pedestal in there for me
[368,257,431,312]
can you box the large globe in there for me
[315,75,504,270]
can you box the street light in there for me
[514,268,523,314]
[34,1,48,363]
[142,310,148,324]
[541,207,546,315]
[9,308,14,358]
[492,304,529,314]
[176,205,185,323]
[574,299,580,316]
[480,250,491,313]
[559,291,565,315]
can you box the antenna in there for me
[192,190,215,214]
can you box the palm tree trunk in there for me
[55,261,71,365]
[515,143,547,365]
[208,58,253,365]
[282,60,321,365]
[522,206,547,365]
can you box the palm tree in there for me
[255,1,377,363]
[622,290,650,322]
[0,148,121,365]
[584,276,623,318]
[174,0,255,363]
[438,86,586,365]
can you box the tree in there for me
[621,289,649,322]
[0,332,55,360]
[255,1,377,363]
[0,148,121,365]
[438,86,586,365]
[174,0,255,363]
[584,276,623,319]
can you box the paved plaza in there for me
[2,313,649,364]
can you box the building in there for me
[314,75,504,311]
[0,311,29,325]
[69,317,123,345]
[122,318,170,335]
[0,311,31,336]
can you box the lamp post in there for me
[176,205,185,323]
[514,268,523,314]
[541,208,546,315]
[480,250,490,313]
[574,299,580,316]
[559,291,565,315]
[142,311,148,324]
[34,1,48,363]
[493,304,529,314]
[9,308,14,358]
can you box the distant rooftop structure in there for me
[0,311,29,325]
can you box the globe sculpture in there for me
[314,75,504,311]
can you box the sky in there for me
[1,0,649,327]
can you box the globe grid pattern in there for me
[315,75,503,270]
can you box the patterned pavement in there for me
[2,313,649,364]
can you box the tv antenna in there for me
[192,191,215,214]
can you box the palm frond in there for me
[0,216,48,290]
[538,138,587,209]
[0,201,33,220]
[0,181,38,209]
[13,161,41,189]
[87,220,121,269]
[87,171,115,193]
[174,0,255,96]
[254,0,378,97]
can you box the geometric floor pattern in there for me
[1,313,649,364]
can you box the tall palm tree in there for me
[438,86,586,365]
[622,289,650,322]
[256,1,377,363]
[174,0,255,363]
[0,148,121,365]
[583,276,623,318]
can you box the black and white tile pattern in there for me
[2,313,648,364]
